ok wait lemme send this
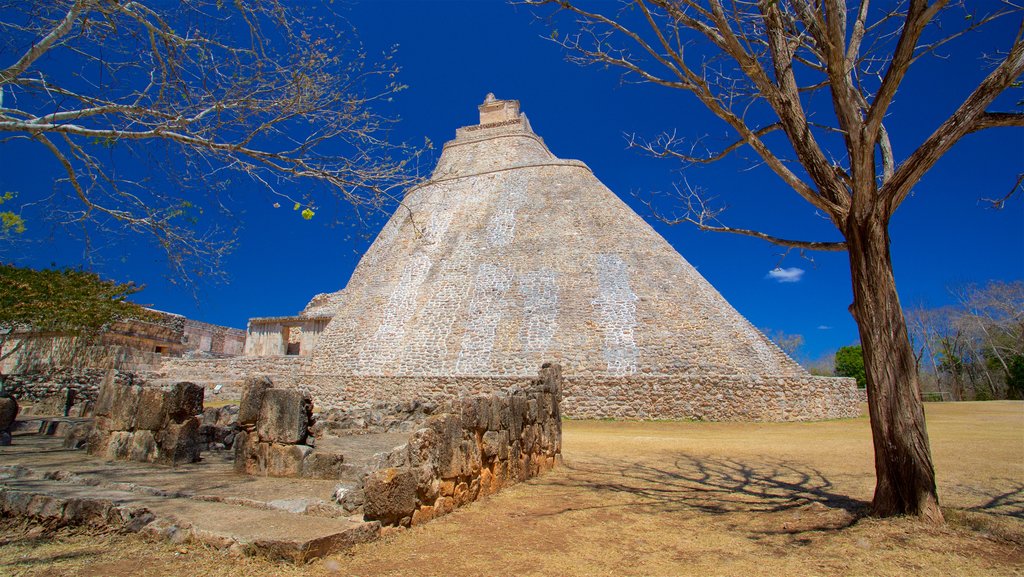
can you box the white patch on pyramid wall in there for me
[357,254,432,373]
[456,263,513,373]
[518,270,559,353]
[593,254,639,376]
[746,327,782,374]
[487,172,527,247]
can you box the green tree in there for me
[0,264,153,371]
[1005,355,1024,400]
[834,345,867,389]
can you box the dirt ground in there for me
[2,401,1021,577]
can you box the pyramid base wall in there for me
[151,355,862,421]
[294,373,861,422]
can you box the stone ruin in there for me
[51,363,564,534]
[87,379,205,466]
[361,363,562,527]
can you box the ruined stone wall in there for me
[87,380,204,465]
[232,378,345,479]
[562,375,861,421]
[361,364,562,528]
[243,317,329,357]
[157,356,308,392]
[1,334,166,374]
[182,319,246,357]
[292,372,858,421]
[0,368,142,415]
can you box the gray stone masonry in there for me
[233,378,344,479]
[361,363,562,527]
[87,376,203,465]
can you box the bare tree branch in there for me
[0,0,424,281]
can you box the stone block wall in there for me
[561,375,862,421]
[361,364,562,528]
[156,356,307,397]
[0,368,142,417]
[87,379,204,465]
[232,377,345,479]
[290,372,859,422]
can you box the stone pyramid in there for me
[299,95,857,420]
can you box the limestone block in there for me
[108,384,141,431]
[264,443,313,477]
[0,397,19,431]
[62,422,91,450]
[256,389,311,444]
[481,430,508,460]
[166,382,204,423]
[232,430,253,473]
[363,467,419,525]
[92,370,118,418]
[411,505,435,526]
[135,387,168,430]
[156,417,201,465]
[86,417,112,456]
[105,431,134,460]
[129,430,158,462]
[238,376,273,426]
[525,399,538,424]
[301,450,345,479]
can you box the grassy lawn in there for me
[2,401,1021,576]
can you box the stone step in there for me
[0,474,380,562]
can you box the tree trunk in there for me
[846,216,944,522]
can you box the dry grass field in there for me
[2,401,1021,576]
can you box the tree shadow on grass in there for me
[966,482,1024,520]
[537,454,869,535]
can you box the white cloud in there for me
[817,325,832,330]
[766,267,805,283]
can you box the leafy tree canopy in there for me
[0,264,152,335]
[835,345,867,389]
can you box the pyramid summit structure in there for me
[233,95,859,420]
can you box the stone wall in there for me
[155,356,308,398]
[243,317,330,357]
[182,319,246,357]
[361,364,562,528]
[87,379,204,466]
[562,375,861,421]
[0,368,143,416]
[232,377,345,479]
[287,372,859,422]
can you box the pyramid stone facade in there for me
[288,95,859,421]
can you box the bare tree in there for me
[766,329,804,359]
[525,0,1024,521]
[0,1,422,282]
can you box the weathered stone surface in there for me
[108,384,141,430]
[363,467,418,525]
[166,382,204,422]
[135,387,169,430]
[302,451,345,479]
[129,430,158,462]
[105,431,134,460]
[157,417,201,465]
[62,422,91,449]
[238,376,273,426]
[264,443,313,477]
[256,389,311,444]
[0,396,19,431]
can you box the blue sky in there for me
[3,1,1022,363]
